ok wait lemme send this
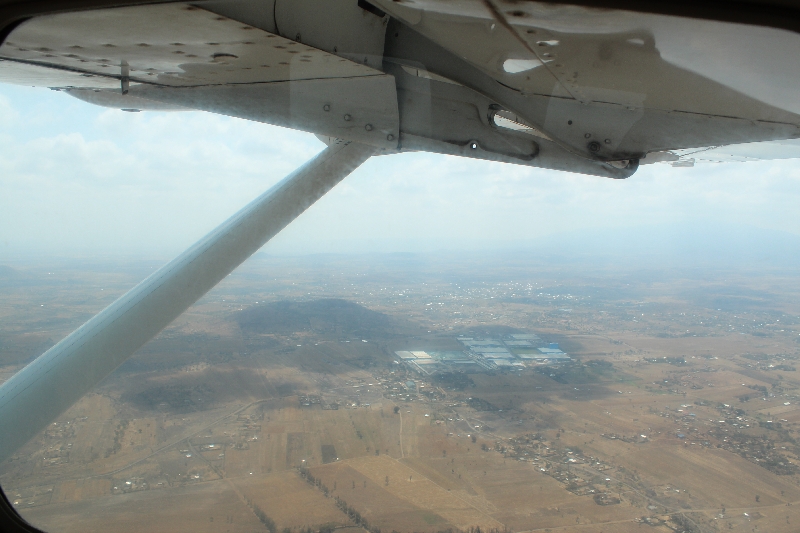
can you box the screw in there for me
[323,104,330,112]
[386,134,395,141]
[365,124,373,131]
[584,133,591,139]
[588,141,601,153]
[343,114,351,121]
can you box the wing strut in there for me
[0,140,375,462]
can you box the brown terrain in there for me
[1,255,800,533]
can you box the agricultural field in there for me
[2,255,800,533]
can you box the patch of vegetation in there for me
[236,299,391,337]
[433,372,474,390]
[466,397,499,411]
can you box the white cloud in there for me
[1,84,799,259]
[0,93,18,129]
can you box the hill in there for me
[235,298,392,338]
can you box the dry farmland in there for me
[2,255,800,533]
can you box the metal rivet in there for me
[343,114,351,121]
[588,141,600,153]
[584,133,591,138]
[323,104,330,112]
[365,124,373,131]
[567,120,573,125]
[470,142,478,150]
[604,139,611,144]
[386,134,395,141]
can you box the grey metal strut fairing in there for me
[0,140,375,463]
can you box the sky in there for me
[1,83,800,262]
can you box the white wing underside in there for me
[0,0,798,171]
[666,139,800,166]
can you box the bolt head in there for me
[323,104,330,112]
[343,114,352,121]
[365,124,373,131]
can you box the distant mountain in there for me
[235,298,392,337]
[0,265,18,278]
[527,221,800,268]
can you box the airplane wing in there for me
[1,0,797,180]
[650,139,800,166]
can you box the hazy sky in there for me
[1,84,799,259]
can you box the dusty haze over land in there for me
[2,252,800,533]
